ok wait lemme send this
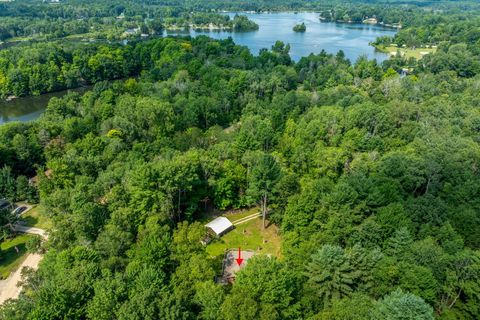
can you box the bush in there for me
[26,235,42,254]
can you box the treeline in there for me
[0,1,259,43]
[0,16,164,42]
[0,42,139,98]
[0,14,257,44]
[2,0,479,19]
[165,13,259,31]
[0,33,479,319]
[318,3,480,26]
[375,14,480,48]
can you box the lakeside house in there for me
[363,17,378,24]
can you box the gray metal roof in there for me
[205,217,233,235]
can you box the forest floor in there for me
[206,208,282,259]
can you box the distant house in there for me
[123,28,140,37]
[363,17,378,25]
[205,217,233,237]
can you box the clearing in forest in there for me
[206,208,282,259]
[376,45,437,59]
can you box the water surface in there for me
[0,87,89,125]
[165,12,397,62]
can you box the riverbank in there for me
[0,86,91,125]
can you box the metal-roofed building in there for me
[205,216,233,237]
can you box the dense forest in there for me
[0,0,480,320]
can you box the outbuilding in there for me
[205,216,233,237]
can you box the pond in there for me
[164,12,397,62]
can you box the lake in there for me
[1,12,396,125]
[164,12,397,62]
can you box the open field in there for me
[0,234,35,279]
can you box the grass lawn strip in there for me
[0,234,35,279]
[20,204,53,229]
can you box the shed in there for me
[205,217,233,237]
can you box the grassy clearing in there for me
[376,45,436,59]
[224,207,260,222]
[206,212,282,259]
[21,204,52,230]
[0,234,34,279]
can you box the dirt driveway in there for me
[0,253,43,304]
[0,223,47,304]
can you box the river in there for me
[0,87,90,125]
[1,12,396,125]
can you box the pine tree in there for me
[385,227,413,257]
[305,245,358,305]
[372,289,434,320]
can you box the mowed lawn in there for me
[382,46,436,59]
[20,204,52,229]
[206,210,282,259]
[0,234,34,279]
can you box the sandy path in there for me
[232,212,261,226]
[0,223,47,304]
[13,226,46,237]
[0,253,43,304]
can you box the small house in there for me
[363,17,378,24]
[123,28,140,37]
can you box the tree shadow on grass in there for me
[21,215,39,227]
[0,242,28,279]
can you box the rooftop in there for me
[205,216,233,236]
